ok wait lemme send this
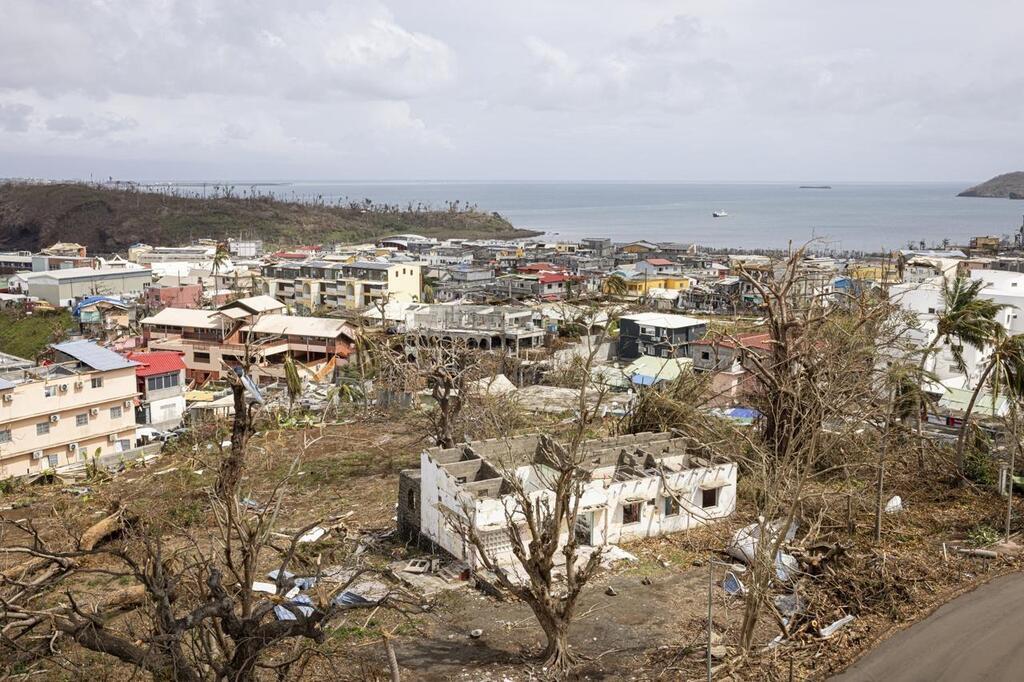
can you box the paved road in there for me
[832,572,1024,681]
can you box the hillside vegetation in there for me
[958,171,1024,199]
[0,309,75,360]
[0,182,538,254]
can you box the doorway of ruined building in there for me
[574,510,595,546]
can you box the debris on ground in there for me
[884,495,904,513]
[818,614,856,639]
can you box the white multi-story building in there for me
[0,341,139,478]
[398,432,737,570]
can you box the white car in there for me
[135,427,167,445]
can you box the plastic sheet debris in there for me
[267,569,294,582]
[333,591,374,607]
[599,545,638,567]
[251,581,277,594]
[723,571,746,596]
[775,552,799,582]
[884,495,904,513]
[297,526,327,544]
[774,593,806,617]
[726,519,798,565]
[241,497,262,511]
[274,594,313,621]
[818,614,855,639]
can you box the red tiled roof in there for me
[124,351,186,377]
[538,274,568,284]
[645,258,674,266]
[518,262,559,272]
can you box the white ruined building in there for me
[398,432,737,570]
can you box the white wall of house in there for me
[418,450,737,571]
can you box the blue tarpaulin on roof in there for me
[725,407,760,420]
[72,296,128,318]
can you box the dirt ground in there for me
[2,414,1021,680]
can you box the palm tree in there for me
[603,274,628,298]
[915,276,1005,457]
[210,243,230,289]
[918,276,1005,376]
[954,330,1024,478]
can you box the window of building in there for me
[664,497,680,516]
[701,351,711,360]
[44,385,57,398]
[36,422,50,436]
[146,373,180,391]
[622,502,642,524]
[701,486,720,509]
[0,429,10,443]
[640,326,655,336]
[110,406,122,419]
[408,489,418,510]
[76,413,88,427]
[91,377,103,388]
[194,352,211,363]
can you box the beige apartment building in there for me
[261,261,422,312]
[0,341,139,478]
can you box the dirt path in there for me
[831,571,1024,681]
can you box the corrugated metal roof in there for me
[51,340,137,371]
[124,351,186,377]
[244,314,353,339]
[0,378,17,390]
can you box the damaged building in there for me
[398,432,737,570]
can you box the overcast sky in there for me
[1,0,1021,183]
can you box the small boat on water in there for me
[799,185,832,189]
[712,210,729,218]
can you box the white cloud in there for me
[1,0,1022,181]
[0,102,32,132]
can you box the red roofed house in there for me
[124,351,187,431]
[636,258,681,276]
[690,332,772,406]
[517,262,561,274]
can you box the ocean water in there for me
[245,182,1024,252]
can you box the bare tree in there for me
[371,334,481,448]
[730,247,897,651]
[1,360,414,680]
[450,305,618,672]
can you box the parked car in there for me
[135,427,167,446]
